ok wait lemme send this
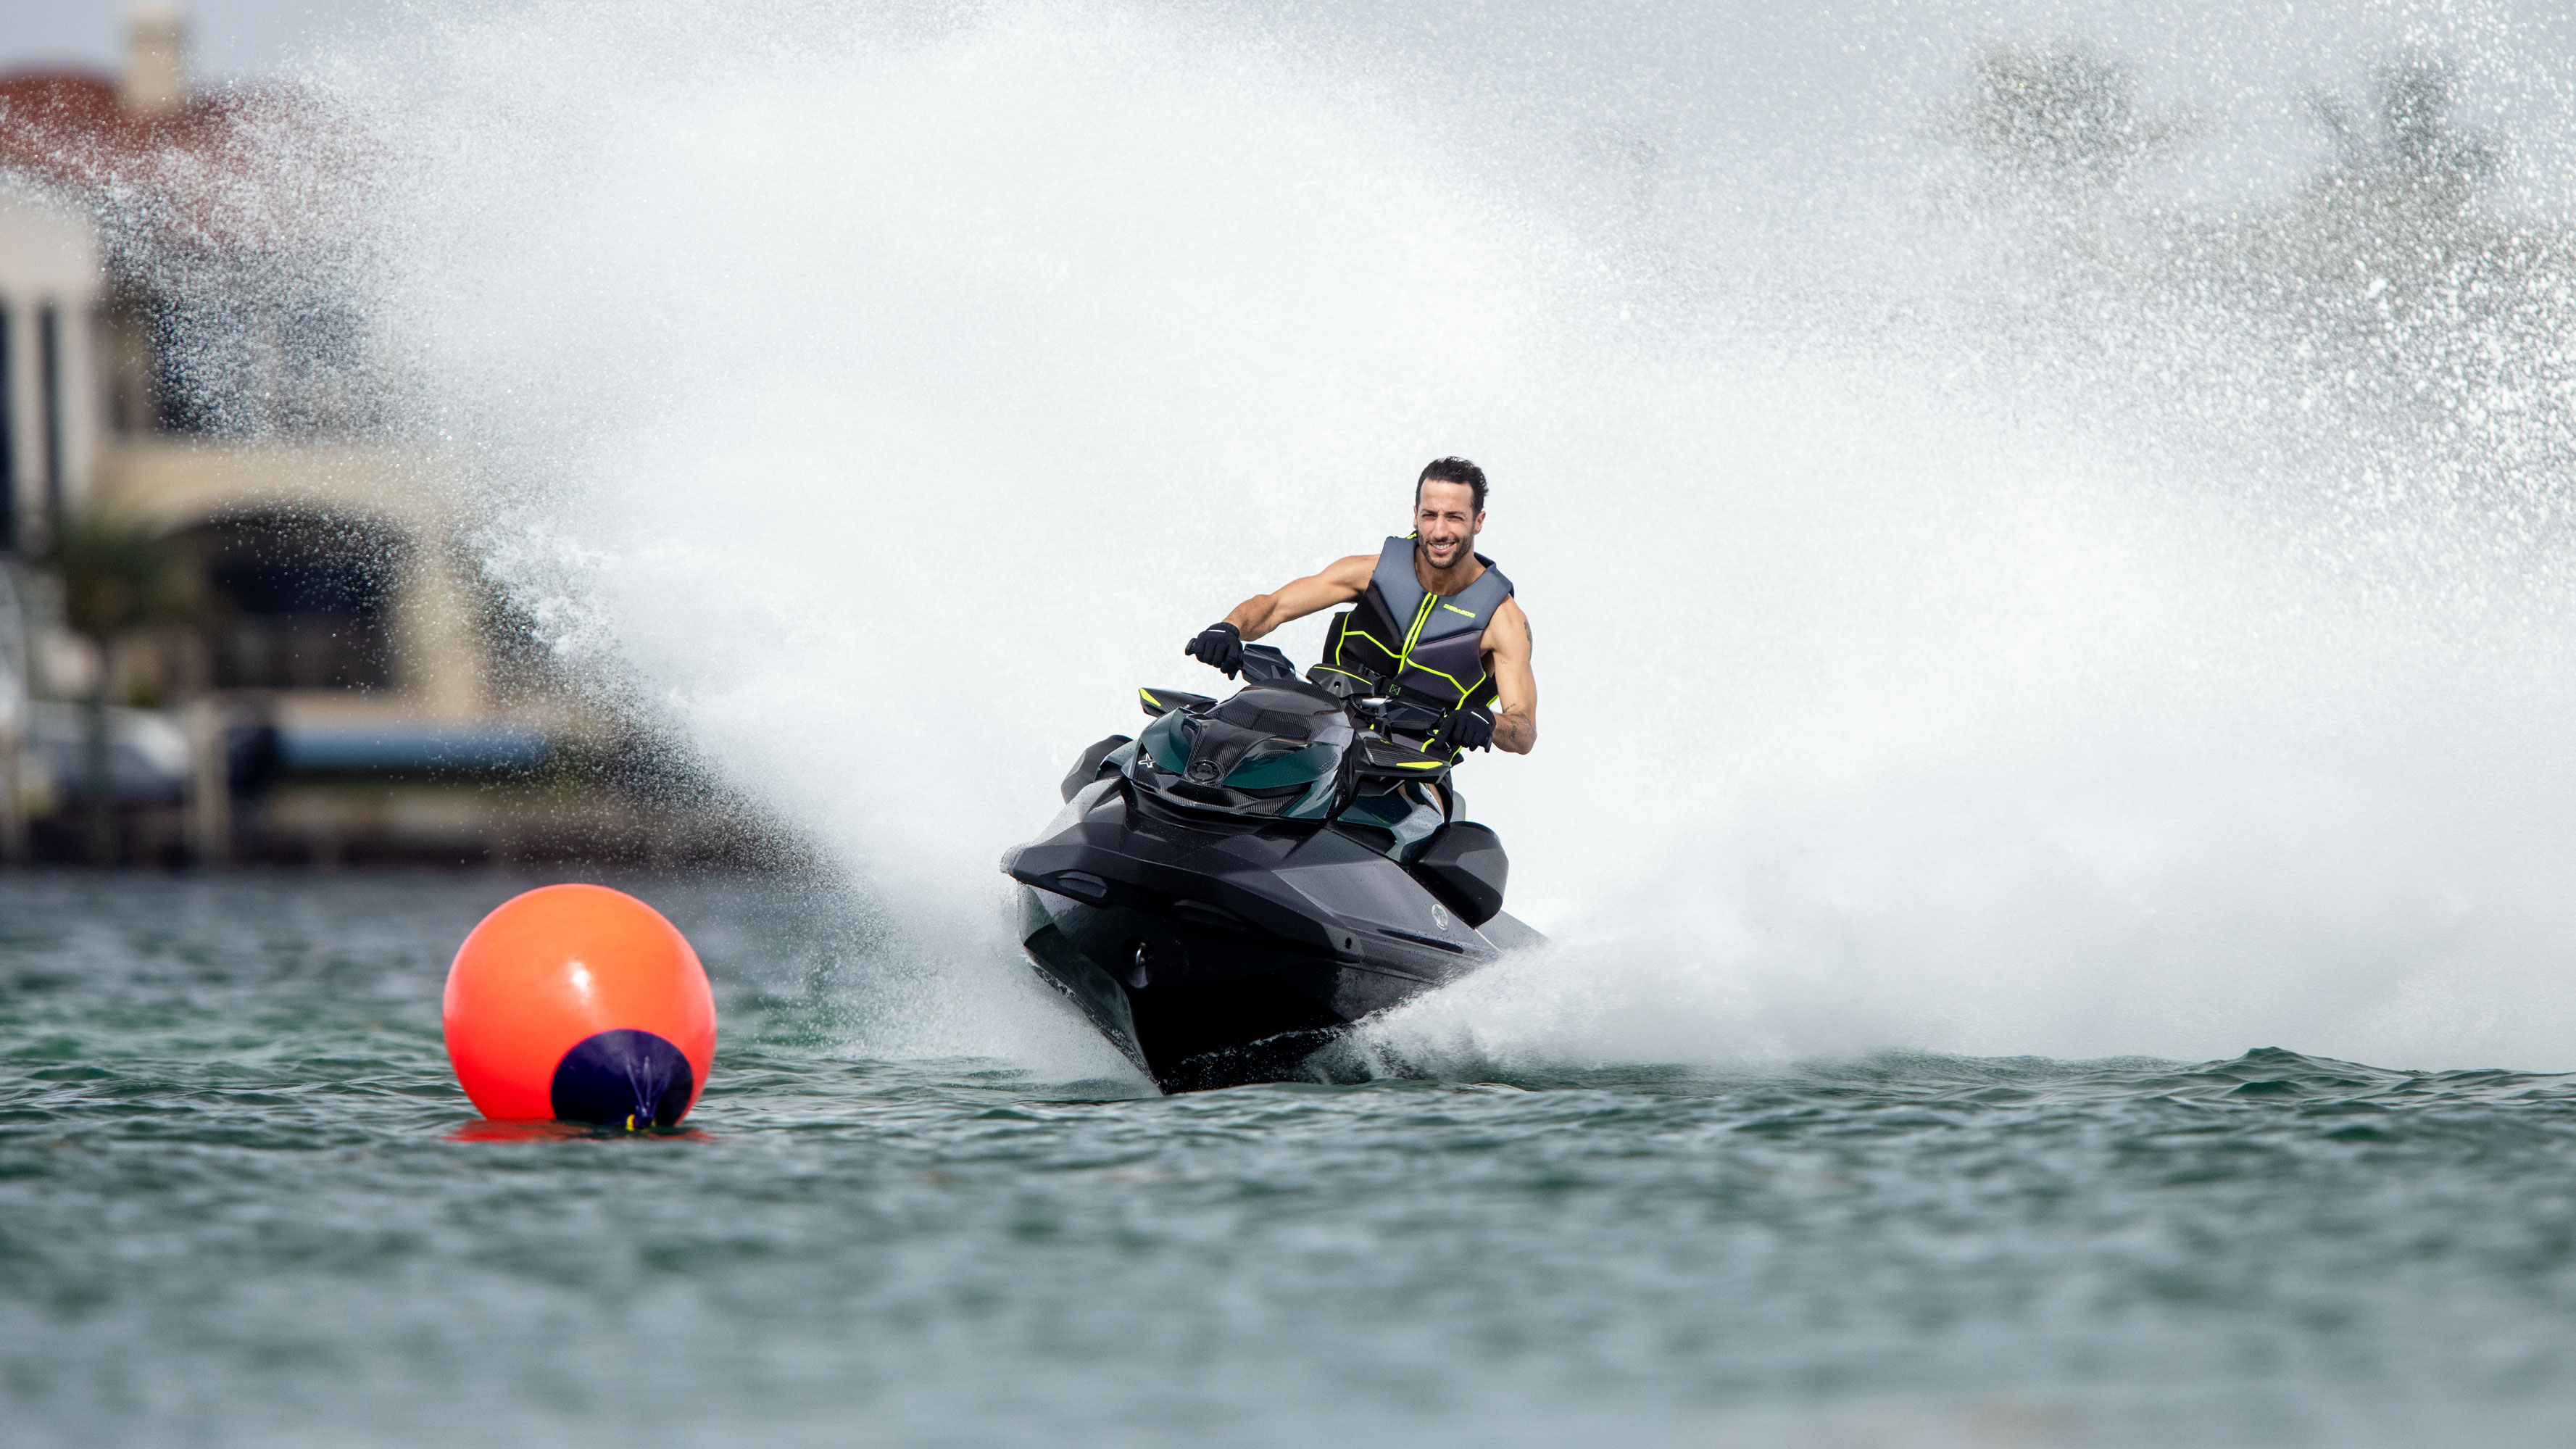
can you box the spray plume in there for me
[214,0,2576,1073]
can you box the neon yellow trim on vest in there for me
[1399,590,1439,661]
[1355,578,1486,706]
[1403,661,1487,707]
[1336,627,1400,667]
[1340,539,1501,710]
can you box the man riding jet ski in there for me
[1187,455,1538,763]
[1002,458,1542,1091]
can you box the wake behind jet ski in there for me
[1002,456,1542,1090]
[1002,643,1540,1090]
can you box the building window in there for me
[194,512,407,691]
[38,303,62,511]
[0,299,14,552]
[100,286,160,437]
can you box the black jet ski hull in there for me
[1005,780,1535,1091]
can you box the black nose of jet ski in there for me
[1002,643,1541,1092]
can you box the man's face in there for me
[1414,481,1483,571]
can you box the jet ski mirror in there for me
[1324,737,1453,823]
[1060,734,1134,803]
[1348,738,1453,782]
[1413,821,1508,926]
[1138,687,1216,720]
[1236,644,1298,683]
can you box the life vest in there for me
[1313,536,1514,714]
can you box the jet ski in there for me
[1001,643,1540,1092]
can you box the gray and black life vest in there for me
[1313,536,1514,714]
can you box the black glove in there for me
[1430,703,1495,754]
[1184,621,1245,678]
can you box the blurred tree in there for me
[2309,58,2500,212]
[46,510,197,865]
[1936,37,2572,558]
[1947,45,2180,199]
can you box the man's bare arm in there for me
[1221,555,1377,641]
[1484,597,1537,755]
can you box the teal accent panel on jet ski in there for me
[1139,713,1189,773]
[1223,742,1337,790]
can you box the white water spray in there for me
[267,0,2576,1071]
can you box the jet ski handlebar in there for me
[1134,643,1304,719]
[1134,674,1453,793]
[1145,639,1441,731]
[1234,643,1301,683]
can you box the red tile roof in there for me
[0,68,349,251]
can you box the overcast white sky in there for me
[6,0,2571,217]
[0,0,391,82]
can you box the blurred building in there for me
[0,6,757,867]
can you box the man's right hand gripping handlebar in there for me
[1184,621,1245,678]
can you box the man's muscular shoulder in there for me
[1321,552,1379,588]
[1483,594,1531,655]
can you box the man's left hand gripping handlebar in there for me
[1185,621,1245,678]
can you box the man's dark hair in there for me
[1416,457,1489,513]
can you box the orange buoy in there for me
[441,884,716,1128]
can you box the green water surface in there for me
[4,872,2575,1447]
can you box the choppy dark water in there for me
[6,873,2576,1447]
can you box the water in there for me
[7,871,2576,1447]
